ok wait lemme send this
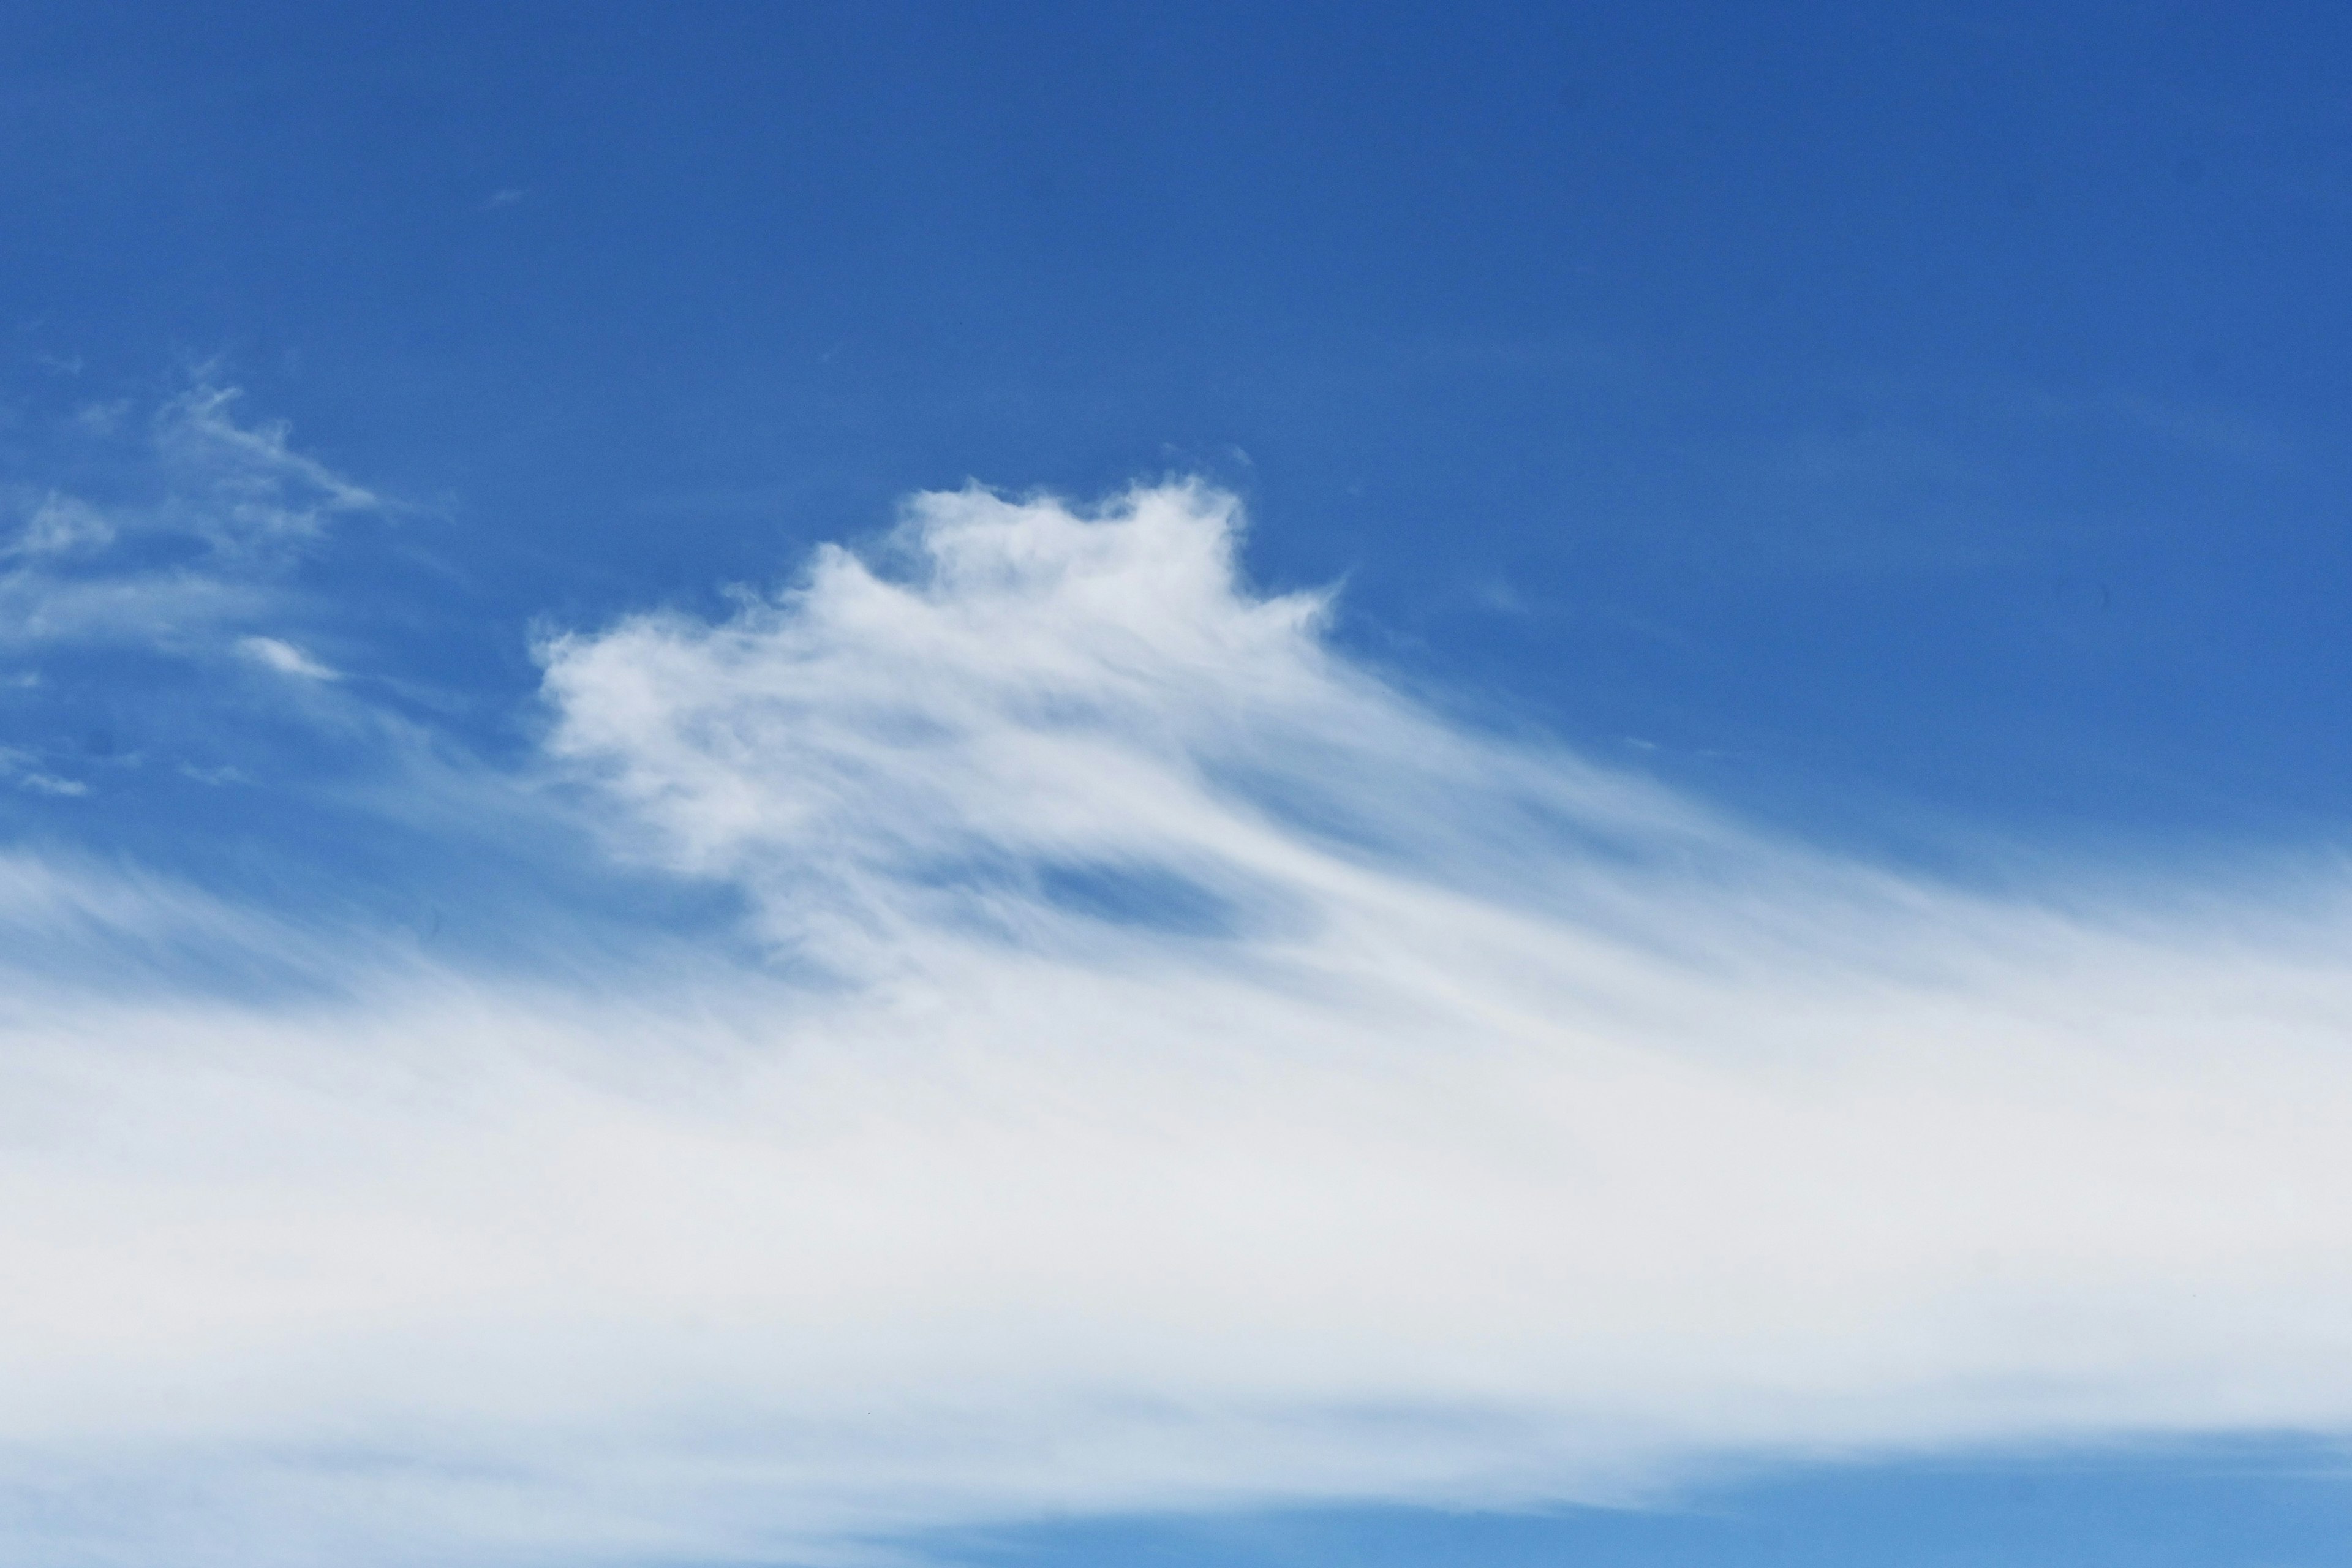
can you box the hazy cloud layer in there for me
[2,483,2351,1564]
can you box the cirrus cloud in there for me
[1,482,2350,1564]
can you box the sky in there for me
[2,3,2351,1564]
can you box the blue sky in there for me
[3,4,2351,1564]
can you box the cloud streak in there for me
[2,482,2351,1564]
[0,380,401,804]
[0,382,377,654]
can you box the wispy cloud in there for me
[0,567,277,649]
[3,483,2351,1564]
[0,380,395,806]
[149,383,380,550]
[2,491,115,558]
[0,746,87,797]
[238,634,339,682]
[0,379,380,652]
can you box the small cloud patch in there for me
[237,635,338,681]
[0,745,86,796]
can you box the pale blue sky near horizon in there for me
[5,4,2351,1564]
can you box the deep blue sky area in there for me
[9,2,2351,852]
[6,5,2352,1565]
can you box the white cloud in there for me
[238,634,339,681]
[0,568,275,649]
[4,491,115,558]
[4,483,2352,1564]
[151,383,380,551]
[0,747,86,796]
[0,380,380,653]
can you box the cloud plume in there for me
[3,482,2351,1564]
